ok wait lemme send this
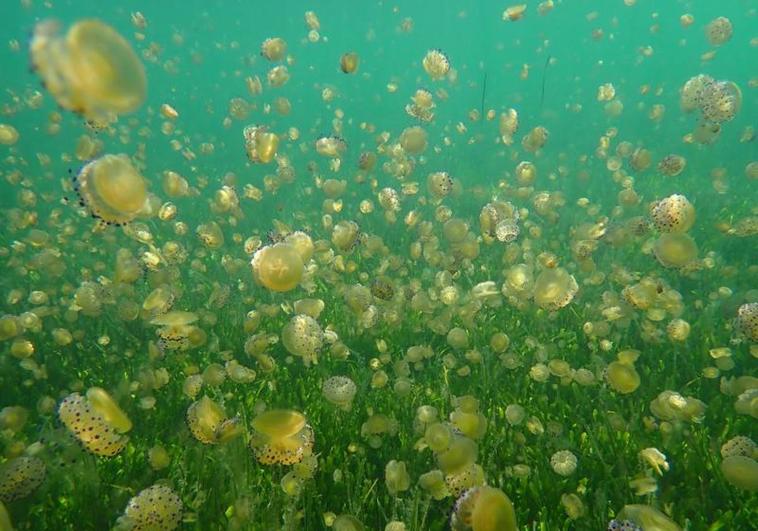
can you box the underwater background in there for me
[0,0,756,529]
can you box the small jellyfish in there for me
[502,4,527,22]
[399,126,428,154]
[118,484,183,531]
[606,361,641,394]
[72,154,147,225]
[315,135,347,157]
[261,37,287,61]
[427,171,453,199]
[281,314,323,366]
[657,154,686,177]
[30,19,146,124]
[186,396,240,444]
[340,52,360,74]
[533,267,578,311]
[0,456,46,503]
[451,486,517,531]
[550,450,578,476]
[251,243,304,292]
[58,391,129,457]
[249,409,314,465]
[653,233,698,269]
[650,194,695,233]
[322,376,357,410]
[705,17,733,46]
[422,49,450,80]
[735,303,758,342]
[495,220,520,243]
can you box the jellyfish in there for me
[422,49,450,80]
[72,154,147,225]
[251,243,304,292]
[30,19,146,124]
[0,456,46,503]
[445,463,485,498]
[657,154,686,177]
[261,37,287,61]
[322,376,357,411]
[243,125,279,164]
[186,396,240,445]
[653,233,698,268]
[705,17,733,46]
[616,505,682,531]
[606,361,641,394]
[58,391,129,457]
[451,486,517,531]
[650,194,695,233]
[399,126,427,154]
[118,484,183,531]
[315,136,347,158]
[249,409,314,465]
[281,314,323,366]
[340,52,359,74]
[533,267,578,311]
[550,450,578,476]
[735,303,758,342]
[427,172,453,199]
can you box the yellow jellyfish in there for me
[606,361,641,394]
[533,267,578,311]
[251,243,304,292]
[73,154,147,225]
[427,171,453,199]
[736,303,758,342]
[653,233,698,268]
[261,37,287,61]
[550,450,578,476]
[650,194,695,233]
[451,486,517,531]
[0,456,46,503]
[399,126,428,154]
[617,505,682,531]
[30,19,146,124]
[281,314,324,366]
[249,409,314,465]
[340,52,360,74]
[58,391,129,457]
[119,485,183,531]
[705,17,733,46]
[0,124,19,145]
[86,387,132,433]
[422,49,450,80]
[243,125,279,164]
[185,396,240,444]
[315,135,347,157]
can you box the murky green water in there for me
[0,1,756,530]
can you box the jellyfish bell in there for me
[616,505,682,531]
[322,376,357,410]
[606,361,641,394]
[73,154,148,225]
[250,409,314,465]
[451,486,517,531]
[340,52,360,74]
[281,314,323,365]
[261,37,287,61]
[533,267,578,311]
[650,194,695,233]
[653,233,698,268]
[315,135,347,158]
[85,387,132,433]
[251,243,304,292]
[118,484,183,531]
[0,456,46,503]
[30,19,146,124]
[58,392,129,457]
[422,49,451,80]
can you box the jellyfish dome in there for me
[249,409,314,465]
[74,154,148,225]
[533,267,578,311]
[650,194,695,233]
[120,484,183,531]
[251,243,304,292]
[281,314,324,365]
[451,486,517,531]
[58,391,129,457]
[322,376,357,410]
[735,303,758,342]
[30,19,146,124]
[0,456,46,503]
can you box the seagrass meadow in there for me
[0,0,756,530]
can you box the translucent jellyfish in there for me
[451,486,517,531]
[370,278,395,301]
[385,460,411,495]
[721,436,756,459]
[533,268,578,311]
[445,463,485,498]
[650,194,695,233]
[399,126,428,154]
[58,392,129,457]
[30,19,146,124]
[617,505,682,531]
[0,124,19,145]
[118,484,183,531]
[657,154,686,177]
[251,243,304,292]
[521,126,549,152]
[700,80,741,124]
[0,456,45,502]
[495,220,520,243]
[281,314,324,366]
[427,171,453,199]
[340,52,360,74]
[315,136,347,157]
[606,361,641,394]
[249,409,314,465]
[502,4,527,22]
[331,220,361,251]
[550,450,578,476]
[72,154,147,225]
[735,303,758,342]
[261,37,287,61]
[333,515,365,531]
[149,311,198,327]
[680,74,713,112]
[243,125,279,164]
[705,17,733,46]
[186,396,240,445]
[419,470,449,500]
[422,49,450,80]
[322,376,357,410]
[721,456,758,491]
[653,233,698,268]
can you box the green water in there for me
[0,0,756,530]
